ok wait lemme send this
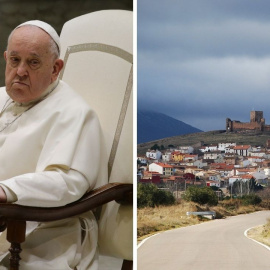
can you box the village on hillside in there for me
[137,140,270,199]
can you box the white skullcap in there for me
[15,20,60,53]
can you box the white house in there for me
[162,152,172,162]
[193,160,207,169]
[146,150,162,160]
[203,152,222,160]
[218,142,236,152]
[149,162,173,176]
[178,146,194,154]
[225,146,236,154]
[137,156,147,164]
[234,145,251,157]
[199,145,218,153]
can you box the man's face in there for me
[4,26,62,103]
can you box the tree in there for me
[150,144,160,151]
[137,183,175,208]
[232,178,263,197]
[183,186,218,206]
[241,194,262,205]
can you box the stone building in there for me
[0,0,133,86]
[226,111,270,132]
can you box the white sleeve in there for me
[0,168,89,207]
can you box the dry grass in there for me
[138,201,207,240]
[247,218,270,247]
[137,199,267,241]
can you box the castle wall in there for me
[231,121,263,131]
[226,111,269,133]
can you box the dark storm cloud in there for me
[138,0,270,131]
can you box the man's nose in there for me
[16,62,28,77]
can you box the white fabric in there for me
[0,80,105,269]
[15,20,60,52]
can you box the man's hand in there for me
[0,187,7,203]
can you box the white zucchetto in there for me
[15,20,60,53]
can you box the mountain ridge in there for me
[137,110,202,144]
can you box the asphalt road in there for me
[137,211,270,270]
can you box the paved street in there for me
[137,211,270,270]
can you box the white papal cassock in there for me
[0,79,105,269]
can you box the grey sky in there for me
[137,0,270,131]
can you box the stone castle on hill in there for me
[226,111,270,132]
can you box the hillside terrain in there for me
[137,111,202,143]
[137,130,270,155]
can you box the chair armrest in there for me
[0,182,132,270]
[0,182,132,223]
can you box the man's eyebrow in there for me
[9,51,19,56]
[9,51,41,58]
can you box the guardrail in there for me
[186,211,216,219]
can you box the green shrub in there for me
[137,183,175,208]
[241,194,262,205]
[183,186,218,206]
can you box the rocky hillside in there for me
[137,129,270,155]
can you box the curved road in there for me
[137,211,270,270]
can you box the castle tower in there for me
[250,111,263,123]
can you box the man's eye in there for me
[29,60,40,68]
[9,57,19,66]
[30,60,39,65]
[10,57,19,63]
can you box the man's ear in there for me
[52,59,64,81]
[3,51,7,61]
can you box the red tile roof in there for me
[234,145,251,150]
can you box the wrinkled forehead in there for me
[8,26,52,50]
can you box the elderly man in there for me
[0,20,103,269]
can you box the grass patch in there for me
[247,218,270,247]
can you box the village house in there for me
[137,156,148,164]
[250,170,268,185]
[228,175,254,185]
[184,166,198,175]
[247,156,266,166]
[234,167,256,176]
[162,151,172,162]
[138,170,162,185]
[184,154,198,162]
[193,159,207,169]
[218,142,236,152]
[171,151,185,162]
[236,158,251,167]
[177,146,194,154]
[223,155,236,165]
[248,150,266,157]
[149,162,173,176]
[203,151,223,161]
[199,144,218,153]
[234,145,251,157]
[225,145,236,154]
[146,149,162,160]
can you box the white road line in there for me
[137,232,160,249]
[244,226,270,251]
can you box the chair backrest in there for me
[59,10,133,264]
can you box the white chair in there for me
[59,10,133,269]
[0,10,133,270]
